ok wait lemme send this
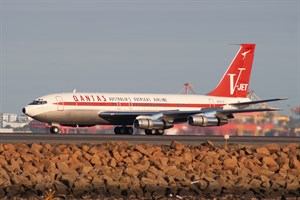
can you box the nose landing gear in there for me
[50,126,60,134]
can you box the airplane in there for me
[22,44,285,135]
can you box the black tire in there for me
[114,127,121,134]
[127,127,134,135]
[156,129,165,135]
[50,126,59,134]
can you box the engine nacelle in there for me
[134,119,173,130]
[187,115,228,127]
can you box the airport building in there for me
[0,113,32,131]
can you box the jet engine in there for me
[134,119,173,130]
[187,115,228,127]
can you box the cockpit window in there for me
[29,99,47,105]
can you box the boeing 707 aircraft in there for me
[22,44,285,134]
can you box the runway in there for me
[0,133,299,145]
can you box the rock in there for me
[197,180,208,190]
[9,158,22,172]
[88,146,100,155]
[262,180,271,189]
[271,178,286,188]
[256,147,270,156]
[286,143,299,149]
[260,175,270,182]
[112,150,123,162]
[129,151,143,163]
[170,140,185,151]
[81,145,90,152]
[223,156,238,172]
[80,166,93,174]
[61,174,76,187]
[243,191,256,199]
[5,185,23,198]
[108,158,117,168]
[83,152,93,161]
[265,143,280,153]
[262,156,279,172]
[20,153,33,162]
[133,159,150,172]
[206,140,214,147]
[31,143,43,153]
[290,156,300,170]
[282,146,289,152]
[59,154,69,161]
[167,169,186,181]
[91,176,104,188]
[90,154,102,165]
[286,180,299,191]
[0,188,5,198]
[0,144,4,153]
[56,161,70,174]
[182,152,193,163]
[207,181,222,195]
[249,179,262,189]
[123,157,133,165]
[201,155,215,166]
[281,163,289,171]
[54,180,68,194]
[244,146,253,155]
[73,178,91,196]
[141,177,158,186]
[125,167,139,178]
[4,144,15,151]
[134,144,149,156]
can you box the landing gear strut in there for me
[114,126,134,135]
[145,129,164,135]
[50,126,60,134]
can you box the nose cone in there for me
[22,107,26,114]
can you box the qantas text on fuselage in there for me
[23,44,285,135]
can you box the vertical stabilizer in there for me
[207,44,256,98]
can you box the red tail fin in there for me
[207,44,256,98]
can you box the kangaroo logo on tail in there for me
[208,44,256,98]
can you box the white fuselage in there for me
[24,92,250,126]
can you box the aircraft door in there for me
[209,99,215,108]
[56,96,64,111]
[128,101,133,110]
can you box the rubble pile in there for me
[0,141,299,199]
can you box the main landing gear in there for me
[114,126,134,135]
[50,126,60,134]
[145,129,164,135]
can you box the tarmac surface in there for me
[0,133,299,145]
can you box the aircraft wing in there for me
[229,98,287,107]
[99,107,280,124]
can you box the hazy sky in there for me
[0,0,299,116]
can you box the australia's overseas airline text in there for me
[72,95,168,103]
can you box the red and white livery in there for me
[22,44,285,134]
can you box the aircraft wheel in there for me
[50,126,59,134]
[145,129,152,135]
[114,127,121,134]
[127,127,134,135]
[114,127,133,135]
[156,129,165,135]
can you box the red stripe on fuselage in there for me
[54,102,225,108]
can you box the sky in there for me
[0,0,299,116]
